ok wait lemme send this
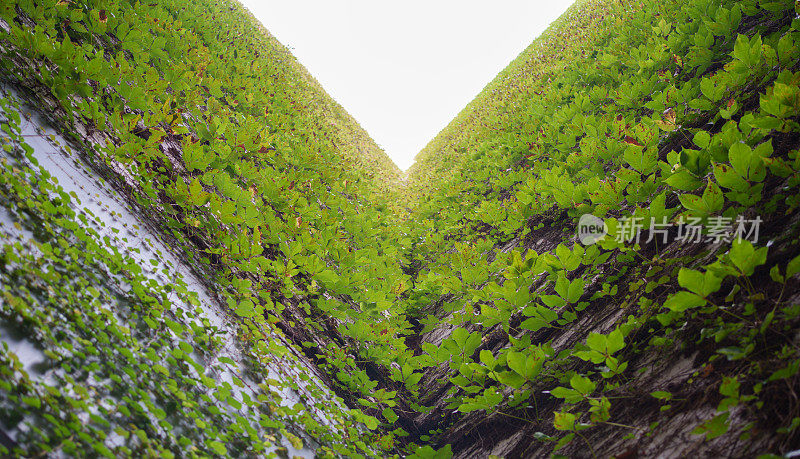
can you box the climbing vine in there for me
[1,0,800,457]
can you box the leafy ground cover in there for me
[2,0,800,457]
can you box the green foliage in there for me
[2,0,800,456]
[399,0,800,454]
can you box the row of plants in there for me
[0,92,374,456]
[397,0,800,455]
[0,0,414,456]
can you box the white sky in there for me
[239,0,576,170]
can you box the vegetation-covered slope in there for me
[399,0,800,456]
[0,0,407,456]
[2,0,800,457]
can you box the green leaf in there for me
[457,402,482,413]
[480,388,503,408]
[770,265,785,284]
[713,163,750,192]
[692,412,730,440]
[586,332,607,353]
[554,411,577,431]
[207,440,227,455]
[554,432,576,450]
[717,346,750,361]
[507,285,531,307]
[382,407,399,423]
[362,415,379,430]
[700,78,721,102]
[703,181,724,213]
[733,34,752,66]
[316,269,338,285]
[22,396,41,409]
[480,350,496,368]
[606,329,625,354]
[451,327,469,347]
[496,370,526,389]
[679,181,723,216]
[506,351,527,378]
[520,316,550,332]
[585,329,624,357]
[664,169,702,191]
[664,291,707,312]
[235,299,255,318]
[624,145,657,174]
[647,192,676,223]
[567,278,585,303]
[574,349,605,364]
[423,342,444,362]
[729,142,765,182]
[729,239,768,276]
[719,376,740,398]
[463,331,481,356]
[768,360,800,381]
[787,254,800,278]
[570,374,596,395]
[694,131,711,149]
[184,141,212,171]
[650,391,673,401]
[541,294,567,309]
[551,386,583,403]
[555,274,569,299]
[677,268,722,297]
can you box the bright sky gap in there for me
[238,0,577,170]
